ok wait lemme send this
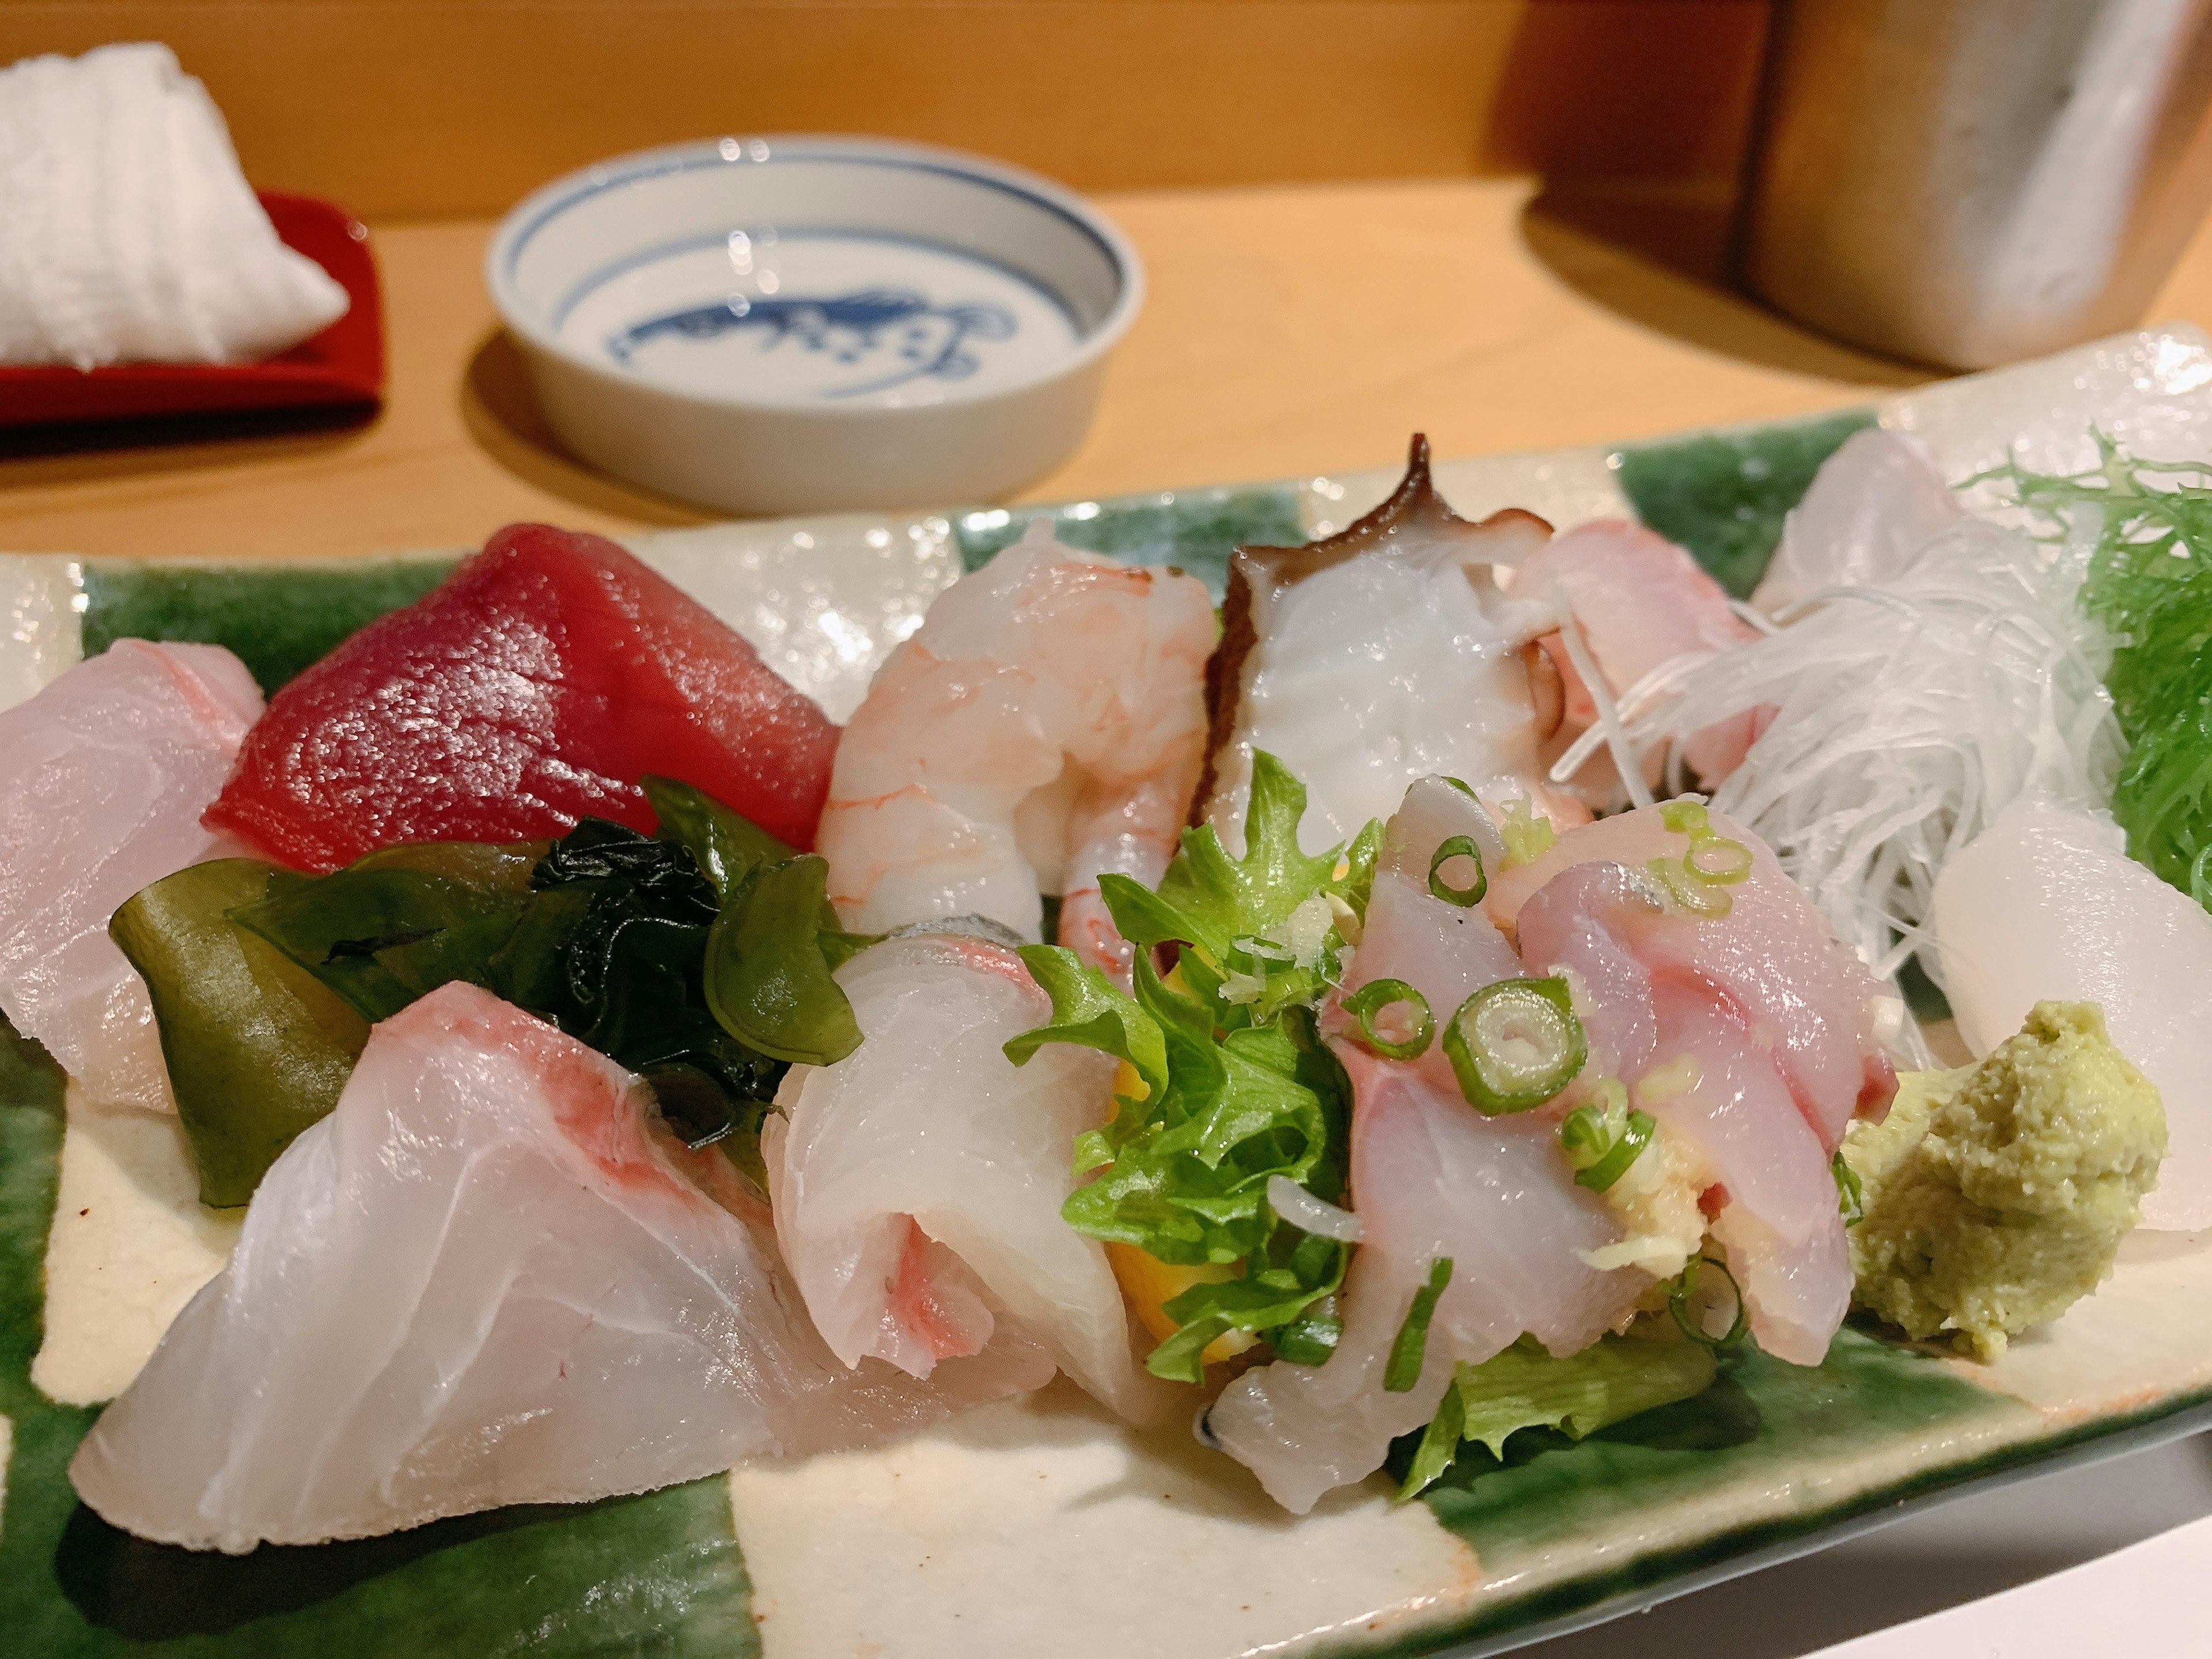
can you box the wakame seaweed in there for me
[119,778,868,1205]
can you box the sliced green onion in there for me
[1833,1150,1865,1226]
[1270,1311,1343,1366]
[1645,855,1734,919]
[1566,1110,1654,1185]
[1443,977,1588,1114]
[1558,1103,1609,1166]
[1384,1256,1453,1392]
[1658,799,1710,835]
[1684,835,1753,885]
[1668,1255,1749,1350]
[1427,835,1487,906]
[1343,978,1434,1060]
[1498,797,1556,867]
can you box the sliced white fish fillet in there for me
[1752,429,1965,618]
[1499,808,1880,1362]
[1510,518,1764,784]
[767,931,1172,1423]
[1932,793,2211,1230]
[1207,1045,1639,1514]
[70,982,1047,1552]
[0,639,262,1108]
[1645,979,1853,1363]
[1217,781,1641,1511]
[1491,806,1896,1148]
[1329,776,1519,1098]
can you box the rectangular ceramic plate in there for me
[4,325,2212,1659]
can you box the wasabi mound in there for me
[1843,1001,2165,1360]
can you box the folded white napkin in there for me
[0,43,350,369]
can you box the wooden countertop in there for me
[7,175,2212,562]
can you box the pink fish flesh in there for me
[70,982,1047,1551]
[0,640,261,1108]
[767,931,1172,1423]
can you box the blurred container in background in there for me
[1739,0,2212,369]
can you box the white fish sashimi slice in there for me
[1646,980,1853,1363]
[767,931,1174,1424]
[1512,857,1855,1362]
[1207,1046,1640,1514]
[1329,777,1521,1095]
[1932,793,2212,1230]
[0,639,262,1109]
[1752,428,1965,618]
[69,982,1046,1552]
[1511,518,1765,783]
[1491,805,1896,1149]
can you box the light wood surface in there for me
[6,174,2212,562]
[0,3,1768,217]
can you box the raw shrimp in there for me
[817,522,1214,982]
[71,982,1047,1552]
[0,639,262,1109]
[766,930,1173,1423]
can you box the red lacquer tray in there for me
[0,191,385,429]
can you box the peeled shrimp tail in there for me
[1057,745,1206,984]
[819,524,1214,979]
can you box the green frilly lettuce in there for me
[1005,752,1379,1381]
[1396,1332,1719,1499]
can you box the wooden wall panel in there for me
[0,2,1770,218]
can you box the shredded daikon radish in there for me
[1265,1175,1363,1243]
[1627,520,2119,985]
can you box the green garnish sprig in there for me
[1343,978,1434,1060]
[1666,1255,1750,1350]
[1383,1256,1454,1392]
[1003,752,1381,1380]
[1832,1150,1865,1226]
[1396,1333,1719,1500]
[1979,433,2212,907]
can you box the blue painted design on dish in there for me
[547,227,1082,337]
[502,146,1127,312]
[609,287,1017,399]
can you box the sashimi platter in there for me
[5,327,2212,1659]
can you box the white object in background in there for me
[1804,1511,2212,1658]
[486,135,1143,515]
[0,43,348,368]
[1932,791,2212,1232]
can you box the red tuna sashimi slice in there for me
[204,524,838,869]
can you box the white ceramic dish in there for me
[486,134,1143,515]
